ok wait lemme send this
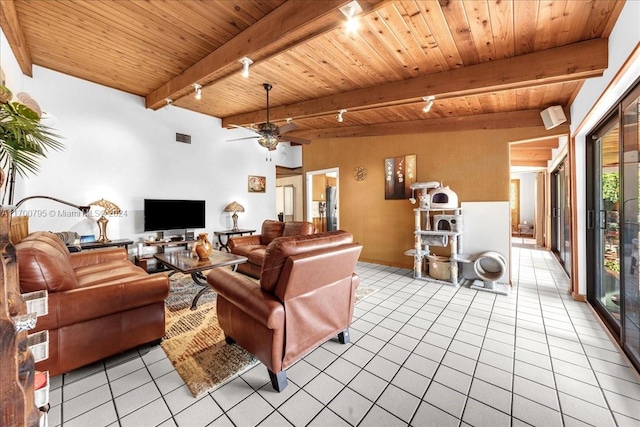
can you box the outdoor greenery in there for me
[602,172,620,206]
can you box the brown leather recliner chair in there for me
[207,230,362,391]
[229,219,315,278]
[16,231,170,377]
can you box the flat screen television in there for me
[144,199,206,231]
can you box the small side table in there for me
[76,239,134,251]
[214,229,256,252]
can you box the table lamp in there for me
[89,198,121,242]
[223,201,244,231]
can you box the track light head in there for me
[337,109,347,123]
[422,96,435,113]
[193,83,202,100]
[239,57,254,78]
[340,1,362,33]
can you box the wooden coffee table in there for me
[154,250,248,310]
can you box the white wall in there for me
[1,29,283,256]
[560,1,640,295]
[510,172,536,225]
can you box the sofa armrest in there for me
[33,272,169,331]
[69,247,128,269]
[229,235,262,250]
[207,267,283,329]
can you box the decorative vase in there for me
[193,233,212,260]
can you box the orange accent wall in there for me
[302,127,550,268]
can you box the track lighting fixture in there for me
[337,109,347,123]
[422,96,435,113]
[164,98,173,109]
[239,57,253,78]
[193,83,202,100]
[339,0,363,33]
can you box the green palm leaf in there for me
[0,101,63,178]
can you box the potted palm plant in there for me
[0,83,63,204]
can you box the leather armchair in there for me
[207,230,362,391]
[16,231,169,377]
[229,219,315,278]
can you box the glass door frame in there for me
[587,114,622,338]
[551,159,571,275]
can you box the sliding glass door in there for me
[551,159,571,276]
[587,81,640,371]
[590,119,621,328]
[622,85,640,369]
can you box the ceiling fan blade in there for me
[226,136,259,142]
[279,136,311,145]
[278,122,298,134]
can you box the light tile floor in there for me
[47,244,640,426]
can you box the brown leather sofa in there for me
[16,231,170,377]
[207,230,362,391]
[228,219,315,278]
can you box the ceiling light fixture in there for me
[422,96,435,113]
[193,83,202,100]
[164,98,173,109]
[239,57,253,78]
[339,0,363,33]
[337,109,347,123]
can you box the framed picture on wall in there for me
[385,154,416,199]
[248,175,266,193]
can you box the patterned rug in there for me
[161,272,378,398]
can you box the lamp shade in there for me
[223,201,244,231]
[89,198,121,216]
[223,201,245,213]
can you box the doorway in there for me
[306,168,339,232]
[510,179,520,233]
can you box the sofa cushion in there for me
[282,221,315,236]
[16,231,79,292]
[75,262,148,288]
[261,220,285,245]
[231,244,268,266]
[260,231,354,293]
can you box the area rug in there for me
[161,272,378,398]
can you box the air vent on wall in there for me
[175,133,191,144]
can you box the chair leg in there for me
[338,329,350,344]
[268,369,288,392]
[224,334,236,345]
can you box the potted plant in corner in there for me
[0,81,63,205]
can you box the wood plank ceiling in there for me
[0,0,625,168]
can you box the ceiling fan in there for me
[227,83,311,151]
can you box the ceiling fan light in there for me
[258,134,278,150]
[239,57,253,78]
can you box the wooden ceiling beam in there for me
[145,0,389,110]
[510,149,553,160]
[287,109,569,139]
[0,0,33,77]
[223,38,607,128]
[511,160,549,168]
[511,139,559,149]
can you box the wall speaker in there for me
[540,105,567,130]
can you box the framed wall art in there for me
[385,154,416,199]
[248,175,266,193]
